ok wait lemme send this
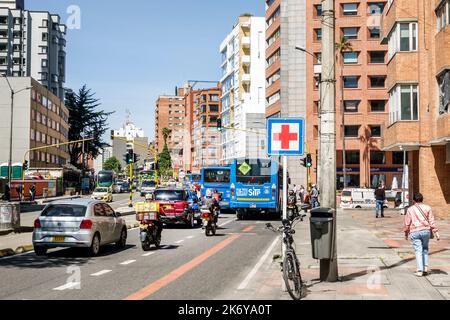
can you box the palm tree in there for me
[336,36,353,189]
[162,128,172,146]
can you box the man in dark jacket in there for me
[375,182,386,218]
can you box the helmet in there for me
[206,189,212,197]
[289,190,295,196]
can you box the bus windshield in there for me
[236,159,272,185]
[98,171,114,187]
[192,174,201,182]
[142,180,156,187]
[204,169,230,184]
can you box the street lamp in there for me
[1,74,32,196]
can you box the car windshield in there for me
[142,181,156,187]
[95,188,108,193]
[41,204,87,217]
[154,190,186,201]
[342,191,352,197]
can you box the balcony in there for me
[435,27,450,75]
[241,37,251,48]
[382,0,419,40]
[387,52,419,89]
[241,73,251,83]
[241,55,251,65]
[381,121,421,151]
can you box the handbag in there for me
[415,205,435,239]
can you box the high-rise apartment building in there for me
[305,0,403,190]
[0,77,69,172]
[155,85,190,172]
[381,0,450,217]
[220,15,267,162]
[190,86,222,172]
[265,0,307,186]
[0,0,67,99]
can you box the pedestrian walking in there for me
[3,184,11,202]
[299,185,305,204]
[29,184,36,202]
[15,185,22,202]
[374,182,386,218]
[404,192,440,277]
[311,184,319,209]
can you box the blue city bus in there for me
[230,158,282,219]
[200,166,231,209]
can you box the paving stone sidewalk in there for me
[221,209,450,300]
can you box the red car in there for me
[153,188,197,228]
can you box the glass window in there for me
[368,2,385,15]
[371,151,386,164]
[400,23,411,51]
[342,27,359,39]
[346,151,360,164]
[315,28,322,41]
[315,4,323,17]
[344,100,360,112]
[236,159,273,185]
[369,51,385,63]
[370,76,386,88]
[343,52,358,64]
[344,76,359,88]
[41,205,87,217]
[337,174,360,190]
[343,3,358,16]
[344,125,360,137]
[370,100,386,112]
[315,52,322,64]
[369,27,381,39]
[393,151,408,164]
[203,169,230,183]
[154,189,187,201]
[370,125,381,137]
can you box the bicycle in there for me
[266,214,306,300]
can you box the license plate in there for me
[53,236,65,242]
[250,204,257,208]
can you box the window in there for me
[0,16,7,25]
[267,70,280,86]
[39,46,48,54]
[315,4,323,17]
[344,100,360,112]
[267,28,280,47]
[346,151,360,164]
[209,105,219,112]
[14,18,21,25]
[0,57,6,65]
[342,27,359,39]
[436,1,449,32]
[342,3,358,16]
[371,151,386,164]
[370,100,386,112]
[370,125,381,137]
[209,94,219,102]
[267,49,280,66]
[13,44,21,52]
[344,125,360,137]
[42,33,48,42]
[343,52,358,64]
[369,51,385,63]
[369,76,386,88]
[343,76,359,88]
[393,151,408,164]
[267,91,281,106]
[314,52,322,64]
[388,22,418,59]
[368,2,385,15]
[389,84,419,123]
[41,59,48,67]
[30,129,35,140]
[266,7,280,28]
[314,28,322,41]
[369,27,381,39]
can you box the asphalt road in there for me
[0,210,281,300]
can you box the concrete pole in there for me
[319,0,339,282]
[8,90,14,193]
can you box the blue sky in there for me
[26,0,265,142]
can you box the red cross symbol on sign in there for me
[274,125,298,150]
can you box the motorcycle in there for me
[287,193,299,221]
[201,205,217,237]
[135,203,162,251]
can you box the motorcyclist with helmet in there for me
[201,189,220,224]
[145,192,163,239]
[287,189,299,219]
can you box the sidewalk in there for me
[225,208,450,300]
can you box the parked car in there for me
[32,199,127,256]
[153,188,197,227]
[340,188,388,209]
[91,187,113,203]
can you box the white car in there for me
[340,188,388,209]
[91,187,113,203]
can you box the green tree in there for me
[103,156,122,173]
[65,85,114,170]
[158,144,173,179]
[162,127,172,146]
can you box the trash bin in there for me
[0,202,20,232]
[310,207,335,260]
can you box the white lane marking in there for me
[237,237,280,290]
[186,236,195,239]
[120,259,136,265]
[175,240,184,244]
[142,252,155,257]
[53,282,81,291]
[91,270,112,277]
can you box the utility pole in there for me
[319,0,338,282]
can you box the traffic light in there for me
[110,130,114,140]
[217,118,222,132]
[306,154,313,168]
[23,160,28,171]
[133,153,139,164]
[127,149,134,164]
[301,158,307,168]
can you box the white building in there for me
[113,121,145,141]
[220,15,266,162]
[0,0,66,100]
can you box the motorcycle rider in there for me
[201,189,220,224]
[288,189,299,219]
[145,193,163,240]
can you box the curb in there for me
[127,223,140,230]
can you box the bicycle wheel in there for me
[283,250,304,300]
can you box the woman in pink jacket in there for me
[404,192,440,277]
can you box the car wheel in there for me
[34,246,47,256]
[189,214,195,228]
[115,228,127,249]
[89,233,101,256]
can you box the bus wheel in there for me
[236,209,244,221]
